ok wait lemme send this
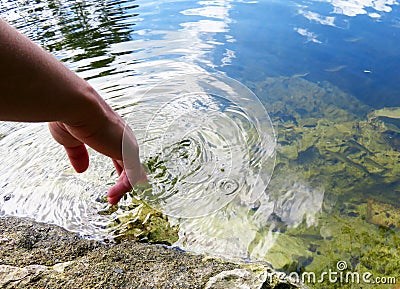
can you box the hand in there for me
[0,20,147,205]
[48,104,147,205]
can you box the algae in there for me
[101,152,182,246]
[368,107,400,119]
[366,198,400,229]
[108,197,179,245]
[251,76,400,201]
[244,76,400,288]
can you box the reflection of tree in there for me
[58,1,135,62]
[2,0,138,72]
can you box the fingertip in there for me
[107,184,122,205]
[107,171,132,205]
[65,145,89,173]
[107,195,120,206]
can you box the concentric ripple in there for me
[123,71,276,218]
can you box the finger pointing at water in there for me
[0,19,147,204]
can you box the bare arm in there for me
[0,19,146,205]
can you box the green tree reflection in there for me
[1,0,139,74]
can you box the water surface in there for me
[1,0,400,287]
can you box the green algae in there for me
[369,107,400,119]
[251,203,400,288]
[283,214,400,288]
[101,149,185,246]
[366,198,400,228]
[252,76,400,201]
[108,197,179,245]
[245,76,400,288]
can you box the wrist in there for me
[62,81,109,126]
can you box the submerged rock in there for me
[204,265,301,289]
[368,107,400,119]
[109,197,179,245]
[366,198,400,228]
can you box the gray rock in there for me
[0,216,304,289]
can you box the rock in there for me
[52,261,74,273]
[204,265,301,289]
[0,261,74,288]
[368,107,400,120]
[0,216,303,289]
[366,198,400,228]
[0,264,48,288]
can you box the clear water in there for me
[125,71,276,218]
[1,0,400,286]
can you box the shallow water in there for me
[124,71,276,218]
[1,0,400,287]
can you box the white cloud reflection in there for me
[181,5,232,19]
[300,0,398,21]
[295,0,398,41]
[175,179,325,261]
[326,0,398,17]
[298,9,336,26]
[294,27,322,43]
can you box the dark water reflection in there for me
[1,0,138,76]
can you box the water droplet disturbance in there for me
[124,71,276,218]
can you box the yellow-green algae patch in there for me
[369,107,400,119]
[250,76,400,200]
[103,197,179,245]
[99,157,182,245]
[244,76,400,288]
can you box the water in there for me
[124,71,276,218]
[1,0,400,287]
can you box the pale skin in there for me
[0,19,147,205]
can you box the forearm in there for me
[0,19,102,124]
